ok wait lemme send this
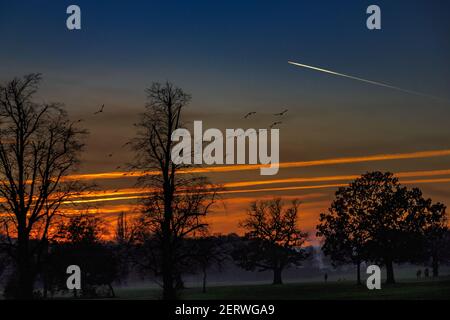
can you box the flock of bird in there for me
[243,108,288,129]
[75,104,116,159]
[82,104,288,165]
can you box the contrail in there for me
[288,60,447,101]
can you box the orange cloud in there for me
[3,168,450,206]
[61,149,450,181]
[57,168,450,205]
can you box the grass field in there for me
[113,277,450,300]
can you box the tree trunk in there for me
[432,255,439,278]
[356,260,362,285]
[108,283,116,298]
[161,239,175,299]
[385,259,395,284]
[162,252,175,299]
[273,267,283,285]
[43,278,48,299]
[161,180,176,300]
[175,274,185,290]
[17,228,34,299]
[202,267,207,293]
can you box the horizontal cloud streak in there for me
[54,168,450,204]
[61,149,450,181]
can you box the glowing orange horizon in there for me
[2,149,449,239]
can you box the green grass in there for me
[113,277,450,300]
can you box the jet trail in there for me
[288,60,447,101]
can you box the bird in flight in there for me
[94,104,105,115]
[274,109,288,116]
[107,153,113,157]
[269,121,282,128]
[244,111,256,119]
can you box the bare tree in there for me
[131,82,218,299]
[41,214,117,298]
[190,235,227,293]
[233,198,309,285]
[115,211,133,245]
[0,74,87,299]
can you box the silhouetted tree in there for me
[190,236,227,293]
[233,199,308,285]
[48,214,118,298]
[317,171,445,285]
[115,211,133,245]
[131,82,188,299]
[0,74,87,299]
[113,211,134,283]
[317,187,371,285]
[130,82,219,299]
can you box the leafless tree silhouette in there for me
[234,198,308,285]
[0,74,88,299]
[130,82,219,299]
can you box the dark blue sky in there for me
[1,0,449,104]
[1,0,449,162]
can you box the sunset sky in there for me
[1,0,450,241]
